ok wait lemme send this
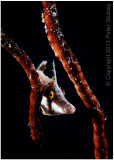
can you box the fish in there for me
[36,61,76,116]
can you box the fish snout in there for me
[68,105,76,114]
[70,106,76,114]
[64,104,76,114]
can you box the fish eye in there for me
[49,91,55,99]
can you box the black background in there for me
[1,1,113,159]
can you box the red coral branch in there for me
[1,32,44,143]
[42,1,108,159]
